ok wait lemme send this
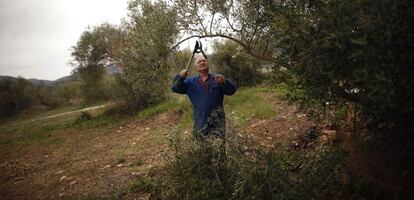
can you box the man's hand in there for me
[179,69,188,78]
[214,74,225,84]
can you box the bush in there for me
[73,111,93,125]
[160,129,355,200]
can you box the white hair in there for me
[194,54,206,65]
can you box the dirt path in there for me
[28,103,112,122]
[0,91,313,199]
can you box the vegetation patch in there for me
[27,125,60,142]
[271,83,307,102]
[131,158,144,167]
[226,87,276,124]
[159,131,358,200]
[138,100,179,119]
[71,112,123,129]
[129,176,158,193]
[176,100,193,128]
[48,138,64,145]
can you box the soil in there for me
[0,92,314,199]
[242,92,312,149]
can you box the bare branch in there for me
[225,14,241,32]
[194,12,208,34]
[209,12,215,34]
[171,35,202,50]
[188,1,208,35]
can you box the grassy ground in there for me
[0,103,110,157]
[0,85,314,199]
[226,87,277,124]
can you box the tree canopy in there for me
[71,23,125,102]
[119,0,178,110]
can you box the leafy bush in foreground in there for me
[160,130,352,200]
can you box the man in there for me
[172,55,237,139]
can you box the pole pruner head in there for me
[185,39,208,72]
[193,40,208,60]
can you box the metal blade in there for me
[194,41,200,54]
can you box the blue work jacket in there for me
[171,73,237,136]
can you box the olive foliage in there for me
[120,0,178,110]
[71,23,125,103]
[211,40,264,86]
[269,0,414,128]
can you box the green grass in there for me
[226,87,276,124]
[73,98,188,129]
[138,100,180,119]
[0,102,110,144]
[0,86,278,156]
[167,86,278,127]
[27,123,67,141]
[0,103,113,156]
[71,113,123,129]
[131,158,144,167]
[0,117,73,156]
[2,103,90,125]
[49,138,64,145]
[177,100,193,128]
[129,176,158,192]
[271,83,307,102]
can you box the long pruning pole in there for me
[185,41,199,71]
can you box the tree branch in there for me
[225,14,241,32]
[209,12,215,34]
[170,34,274,61]
[190,2,208,35]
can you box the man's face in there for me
[195,57,209,73]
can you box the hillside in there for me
[0,64,122,86]
[0,86,324,199]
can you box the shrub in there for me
[74,111,93,123]
[160,129,354,200]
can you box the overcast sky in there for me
[0,0,128,80]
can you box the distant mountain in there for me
[28,78,54,86]
[0,75,16,81]
[53,74,77,84]
[0,64,122,86]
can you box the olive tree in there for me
[120,0,178,110]
[211,40,264,86]
[71,23,125,103]
[267,0,414,129]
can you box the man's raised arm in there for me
[171,69,188,94]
